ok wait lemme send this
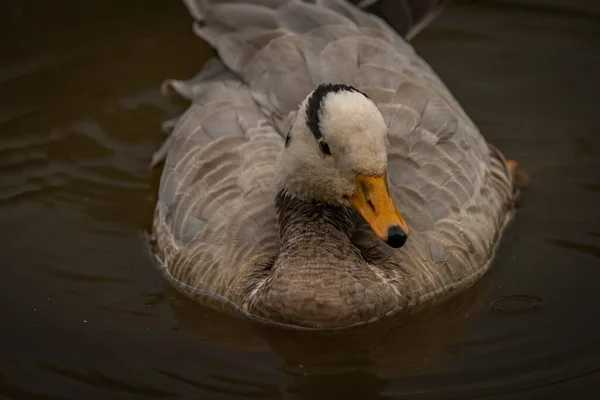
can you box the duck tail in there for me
[184,0,449,40]
[178,0,415,132]
[182,0,403,49]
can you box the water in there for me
[1,0,599,398]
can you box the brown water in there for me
[2,0,600,398]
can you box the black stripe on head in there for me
[305,83,369,140]
[284,127,292,147]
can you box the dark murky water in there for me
[1,0,599,398]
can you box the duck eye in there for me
[319,140,332,156]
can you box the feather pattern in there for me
[151,0,515,329]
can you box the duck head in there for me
[275,83,409,248]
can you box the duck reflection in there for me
[165,273,492,387]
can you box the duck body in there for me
[151,0,516,329]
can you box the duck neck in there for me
[274,190,362,265]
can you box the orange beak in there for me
[348,173,408,248]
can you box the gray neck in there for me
[274,191,363,265]
[246,191,393,326]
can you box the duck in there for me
[150,0,519,330]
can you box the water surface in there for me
[1,0,600,398]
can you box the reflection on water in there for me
[162,278,492,398]
[1,0,600,398]
[169,275,491,370]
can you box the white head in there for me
[275,83,409,248]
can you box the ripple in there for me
[95,305,155,318]
[0,149,47,168]
[41,364,176,398]
[489,294,546,315]
[0,121,151,206]
[469,0,600,22]
[0,130,60,153]
[155,369,278,398]
[71,118,132,154]
[0,55,60,84]
[42,265,129,284]
[547,238,600,260]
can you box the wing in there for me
[154,0,514,307]
[152,59,282,305]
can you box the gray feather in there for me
[151,0,515,329]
